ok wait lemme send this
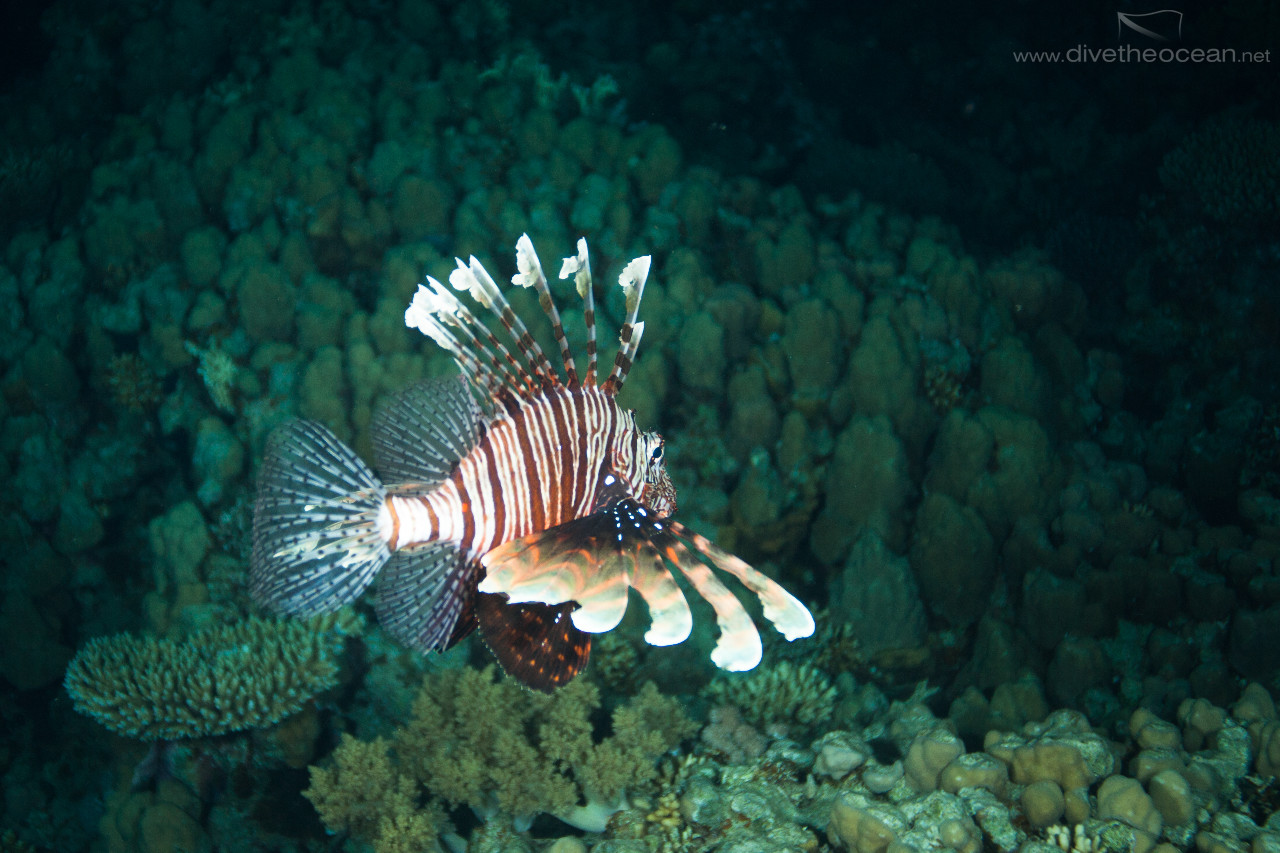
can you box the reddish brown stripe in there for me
[482,439,506,549]
[576,392,606,512]
[422,496,438,539]
[453,467,476,553]
[546,395,572,525]
[512,405,545,535]
[567,393,588,513]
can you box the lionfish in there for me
[251,235,814,691]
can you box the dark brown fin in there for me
[375,543,478,653]
[514,234,578,388]
[251,420,389,615]
[475,593,591,692]
[443,579,478,649]
[371,376,483,486]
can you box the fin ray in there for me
[668,522,816,642]
[375,542,475,653]
[371,376,483,485]
[630,544,693,646]
[656,533,762,671]
[251,420,389,615]
[514,233,579,388]
[558,238,598,386]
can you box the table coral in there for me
[63,612,351,740]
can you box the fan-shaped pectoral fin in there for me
[478,535,585,606]
[674,525,816,642]
[479,527,635,635]
[660,539,762,672]
[567,552,632,634]
[631,545,693,646]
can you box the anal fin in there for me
[375,542,477,653]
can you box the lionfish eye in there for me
[650,443,663,462]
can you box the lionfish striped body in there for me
[251,235,813,691]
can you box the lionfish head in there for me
[637,430,676,517]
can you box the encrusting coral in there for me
[64,612,353,740]
[306,666,696,835]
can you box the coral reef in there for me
[306,736,445,853]
[307,667,695,835]
[63,612,352,740]
[104,353,162,414]
[0,0,1276,849]
[704,661,837,738]
[1159,115,1280,229]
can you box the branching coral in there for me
[64,612,353,740]
[704,660,836,737]
[105,353,162,413]
[305,735,444,853]
[308,666,696,834]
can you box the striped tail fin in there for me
[251,420,390,615]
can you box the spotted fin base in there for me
[475,594,591,693]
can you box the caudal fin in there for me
[251,420,390,615]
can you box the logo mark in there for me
[1117,10,1183,42]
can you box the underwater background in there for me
[1,0,1279,851]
